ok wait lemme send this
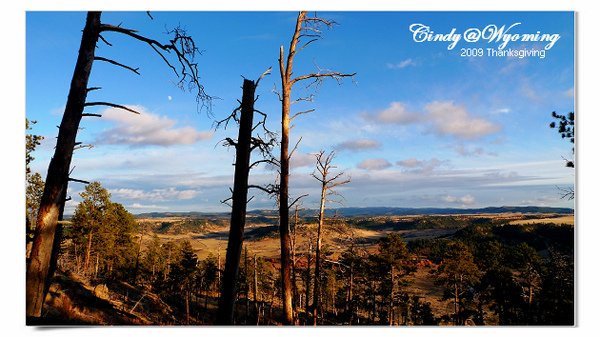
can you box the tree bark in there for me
[217,79,256,325]
[312,180,327,325]
[305,242,312,325]
[253,254,259,325]
[26,11,101,319]
[83,230,94,275]
[277,12,305,325]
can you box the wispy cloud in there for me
[454,144,497,157]
[111,187,199,201]
[386,58,417,69]
[357,158,392,171]
[128,203,168,210]
[95,106,213,147]
[334,139,381,152]
[396,158,446,173]
[492,107,511,114]
[564,87,574,98]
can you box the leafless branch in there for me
[272,83,283,102]
[290,109,315,122]
[99,23,212,111]
[84,102,140,114]
[291,71,356,87]
[98,34,113,46]
[220,137,238,148]
[292,94,315,104]
[74,144,94,151]
[68,177,90,185]
[86,87,102,92]
[288,137,303,161]
[95,56,140,75]
[556,186,575,200]
[289,194,309,210]
[255,67,272,87]
[249,184,278,195]
[249,159,279,170]
[81,113,102,118]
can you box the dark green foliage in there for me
[67,182,138,279]
[536,250,574,325]
[549,111,575,168]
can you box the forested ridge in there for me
[36,185,573,325]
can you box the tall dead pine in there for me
[217,79,257,325]
[26,11,209,319]
[277,11,355,325]
[216,71,274,325]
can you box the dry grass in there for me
[509,215,574,225]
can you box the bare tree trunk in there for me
[26,11,101,318]
[454,277,459,325]
[253,254,259,325]
[217,79,256,325]
[83,230,94,275]
[348,262,354,325]
[277,13,304,325]
[132,226,145,285]
[291,205,299,324]
[305,241,312,325]
[94,253,99,278]
[186,291,190,324]
[389,265,394,326]
[278,83,294,324]
[312,182,326,325]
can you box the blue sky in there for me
[26,11,575,214]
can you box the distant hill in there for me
[136,206,573,218]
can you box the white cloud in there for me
[96,106,213,146]
[424,101,501,139]
[362,101,500,140]
[290,152,316,169]
[335,139,381,152]
[357,158,392,171]
[443,194,476,206]
[364,102,420,124]
[386,58,417,69]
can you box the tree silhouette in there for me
[216,72,276,325]
[549,111,575,200]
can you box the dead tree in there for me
[311,150,350,325]
[276,11,355,325]
[26,11,210,319]
[216,71,276,325]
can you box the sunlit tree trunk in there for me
[26,12,101,318]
